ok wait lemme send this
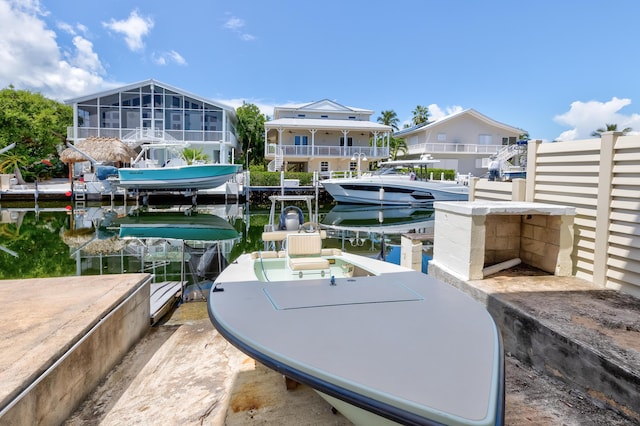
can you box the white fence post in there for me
[592,131,619,287]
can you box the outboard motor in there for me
[95,165,118,180]
[279,206,304,230]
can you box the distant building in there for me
[393,109,525,176]
[264,99,393,175]
[65,79,239,165]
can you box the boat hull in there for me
[117,164,240,190]
[322,177,468,205]
[208,252,504,425]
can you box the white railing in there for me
[67,127,238,147]
[266,144,389,159]
[408,142,500,155]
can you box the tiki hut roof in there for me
[60,137,138,164]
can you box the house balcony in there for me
[265,144,389,160]
[408,142,501,156]
[67,127,238,148]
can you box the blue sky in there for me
[2,0,640,142]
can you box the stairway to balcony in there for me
[268,145,284,172]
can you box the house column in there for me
[309,129,317,158]
[373,131,378,157]
[342,130,350,156]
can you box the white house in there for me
[65,79,239,165]
[264,100,393,175]
[393,109,526,177]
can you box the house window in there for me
[297,114,305,118]
[348,116,356,120]
[438,133,446,142]
[339,137,353,146]
[502,137,516,145]
[350,161,357,171]
[294,135,308,145]
[321,115,328,118]
[479,134,492,144]
[320,162,329,172]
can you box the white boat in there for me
[208,231,504,425]
[322,157,469,206]
[115,142,241,191]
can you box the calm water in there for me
[0,200,434,285]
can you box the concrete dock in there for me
[1,269,639,425]
[0,274,152,425]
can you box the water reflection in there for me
[0,201,435,281]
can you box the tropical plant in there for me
[181,147,209,164]
[236,102,268,167]
[377,110,399,131]
[0,152,29,184]
[411,105,431,126]
[0,86,73,180]
[591,123,632,137]
[389,136,408,160]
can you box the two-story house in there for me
[264,100,393,176]
[393,109,526,177]
[66,79,239,165]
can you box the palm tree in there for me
[591,123,632,138]
[0,151,28,184]
[389,136,408,160]
[411,105,430,126]
[377,110,399,131]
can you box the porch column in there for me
[373,131,378,157]
[342,130,350,156]
[309,129,317,158]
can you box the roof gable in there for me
[64,79,235,113]
[274,99,373,117]
[394,108,524,136]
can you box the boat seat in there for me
[262,230,327,242]
[286,233,330,272]
[289,257,331,271]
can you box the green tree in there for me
[389,136,408,160]
[591,123,632,138]
[377,110,399,131]
[0,86,72,180]
[236,102,268,168]
[411,105,430,126]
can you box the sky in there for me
[1,0,640,142]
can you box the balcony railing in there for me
[408,142,501,155]
[266,144,389,159]
[67,127,238,147]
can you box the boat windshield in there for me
[372,167,405,176]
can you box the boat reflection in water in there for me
[108,207,241,301]
[320,204,434,272]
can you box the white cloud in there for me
[152,50,187,66]
[553,97,640,141]
[428,104,464,121]
[102,10,153,52]
[223,15,255,41]
[0,0,113,100]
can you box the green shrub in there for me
[247,171,314,186]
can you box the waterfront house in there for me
[264,100,393,176]
[393,109,526,177]
[65,79,240,170]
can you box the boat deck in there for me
[65,270,639,425]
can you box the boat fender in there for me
[279,206,304,230]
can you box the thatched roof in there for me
[60,137,138,164]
